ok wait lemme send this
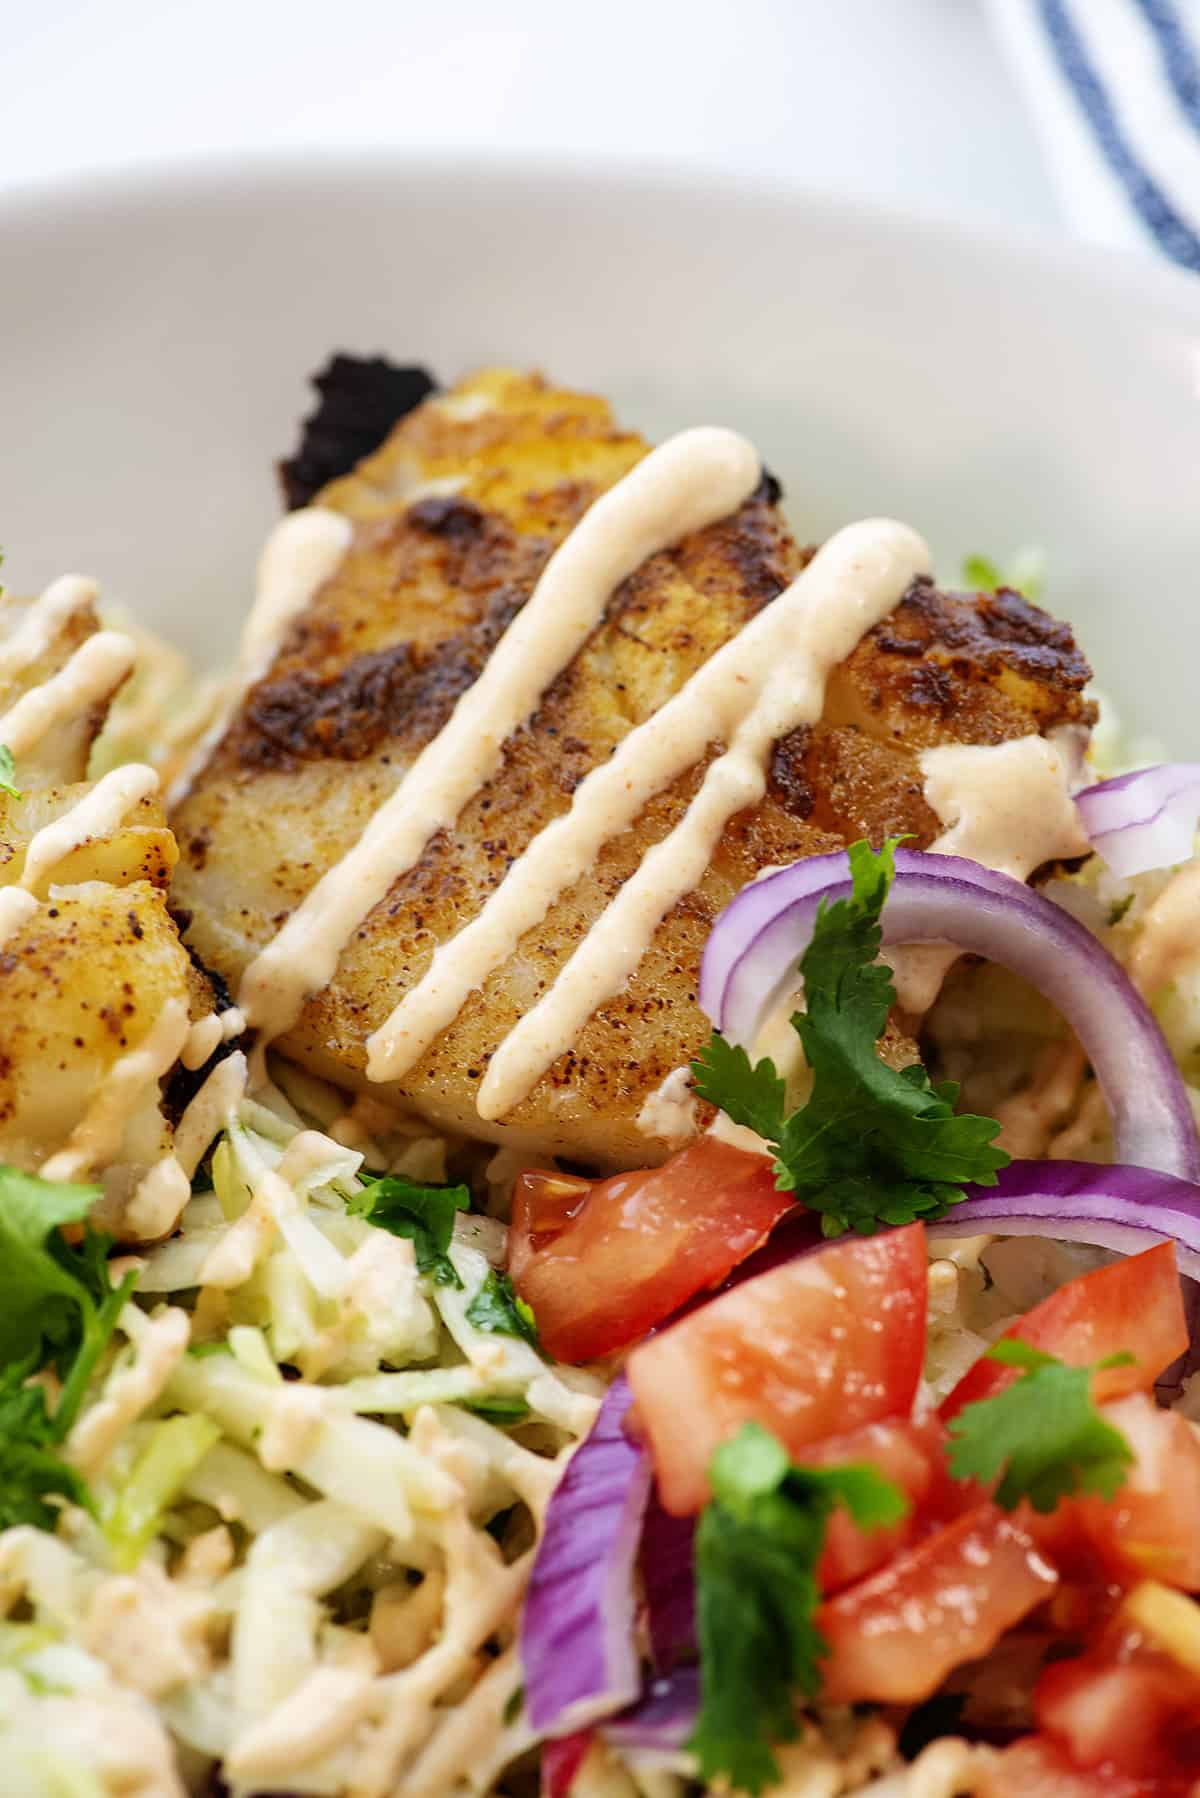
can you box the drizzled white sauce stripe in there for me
[0,575,95,684]
[41,996,191,1184]
[470,518,930,1118]
[21,762,159,892]
[237,427,761,1065]
[0,630,136,757]
[0,887,38,950]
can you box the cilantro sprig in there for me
[692,839,1008,1235]
[946,1339,1135,1513]
[690,1423,906,1795]
[347,1174,469,1287]
[0,1165,136,1530]
[0,745,20,802]
[465,1270,542,1351]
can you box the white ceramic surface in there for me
[1,153,1198,740]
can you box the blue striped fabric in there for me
[1039,0,1200,267]
[993,0,1200,268]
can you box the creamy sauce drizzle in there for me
[237,427,761,1068]
[0,574,95,685]
[636,1065,700,1147]
[369,518,927,1101]
[20,762,158,892]
[890,733,1090,1014]
[442,519,926,1118]
[0,887,38,950]
[0,629,136,757]
[41,997,190,1184]
[124,1052,249,1242]
[167,507,353,807]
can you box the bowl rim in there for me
[4,142,1200,326]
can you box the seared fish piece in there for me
[0,583,207,1203]
[172,369,1095,1167]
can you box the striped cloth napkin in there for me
[989,0,1200,269]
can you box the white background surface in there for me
[1,0,1063,235]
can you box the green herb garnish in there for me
[946,1339,1135,1512]
[464,1270,541,1350]
[689,1422,906,1794]
[0,745,20,802]
[347,1174,470,1287]
[0,1165,137,1529]
[692,839,1008,1235]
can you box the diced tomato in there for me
[626,1222,927,1515]
[816,1503,1057,1704]
[807,1412,958,1593]
[1028,1394,1200,1593]
[1037,1640,1200,1784]
[976,1737,1170,1797]
[940,1244,1186,1423]
[507,1141,794,1363]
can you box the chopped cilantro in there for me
[347,1174,469,1287]
[1107,892,1136,928]
[690,1422,906,1794]
[503,1683,525,1725]
[0,1165,137,1529]
[946,1339,1135,1513]
[465,1270,541,1351]
[457,1394,531,1423]
[961,551,1044,601]
[692,839,1008,1235]
[0,1362,90,1530]
[0,745,20,802]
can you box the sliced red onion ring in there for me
[927,1158,1200,1280]
[522,1376,652,1737]
[1075,764,1200,876]
[601,1667,701,1758]
[639,1493,696,1672]
[701,849,1200,1183]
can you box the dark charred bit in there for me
[162,947,239,1129]
[407,494,486,539]
[768,725,817,818]
[754,466,784,507]
[235,585,528,772]
[278,355,439,510]
[874,576,1094,692]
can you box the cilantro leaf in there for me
[691,1032,786,1143]
[692,839,1008,1235]
[946,1339,1135,1513]
[0,745,21,802]
[961,551,1044,601]
[0,1363,89,1531]
[0,1166,137,1530]
[690,1422,906,1794]
[465,1270,541,1351]
[347,1174,469,1287]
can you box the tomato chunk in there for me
[507,1141,793,1363]
[1030,1394,1200,1592]
[808,1412,957,1593]
[816,1503,1057,1704]
[977,1737,1167,1797]
[940,1243,1186,1423]
[627,1223,927,1515]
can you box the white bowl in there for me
[1,152,1198,740]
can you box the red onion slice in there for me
[1075,764,1200,876]
[639,1492,696,1672]
[522,1376,652,1737]
[601,1666,701,1757]
[701,849,1200,1183]
[928,1157,1200,1280]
